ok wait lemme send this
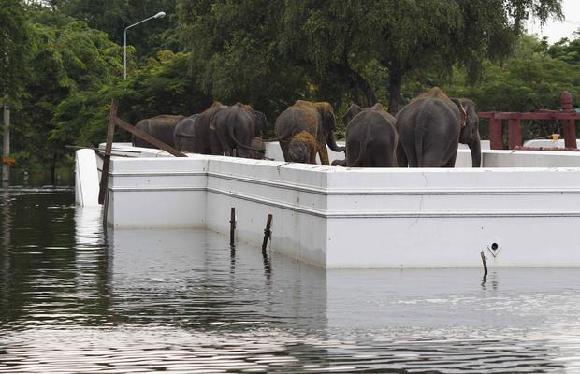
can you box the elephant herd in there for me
[132,87,482,168]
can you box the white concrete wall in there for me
[524,138,580,149]
[107,157,207,228]
[104,149,580,268]
[75,149,100,207]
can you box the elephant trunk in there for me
[326,131,345,152]
[469,135,482,167]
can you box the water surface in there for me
[1,187,580,372]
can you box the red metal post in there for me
[488,117,503,150]
[561,91,577,149]
[508,118,522,150]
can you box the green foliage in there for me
[548,30,580,65]
[444,35,580,140]
[177,0,563,116]
[11,8,122,173]
[55,0,180,56]
[3,0,578,182]
[116,50,210,125]
[0,0,30,104]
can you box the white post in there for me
[123,28,127,80]
[2,97,9,186]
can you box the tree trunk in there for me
[388,65,402,115]
[329,63,377,107]
[50,152,57,186]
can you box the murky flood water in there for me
[1,187,580,373]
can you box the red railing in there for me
[478,92,580,150]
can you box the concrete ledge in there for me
[104,149,580,268]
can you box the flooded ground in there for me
[1,187,580,373]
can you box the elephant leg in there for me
[280,139,290,162]
[309,149,317,164]
[209,132,223,155]
[443,152,458,168]
[318,143,330,165]
[370,143,395,167]
[397,144,408,167]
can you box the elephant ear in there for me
[342,104,362,125]
[451,98,467,128]
[315,102,336,131]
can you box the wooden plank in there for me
[508,119,522,150]
[113,116,187,157]
[98,100,117,205]
[563,119,577,149]
[488,118,503,150]
[479,111,580,121]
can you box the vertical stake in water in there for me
[2,98,10,187]
[98,100,117,205]
[229,208,236,248]
[262,214,273,253]
[480,251,488,283]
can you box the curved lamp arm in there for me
[123,12,166,79]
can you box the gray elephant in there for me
[209,103,266,159]
[133,114,185,149]
[333,103,398,167]
[173,114,199,152]
[172,102,225,154]
[274,100,345,165]
[396,87,481,167]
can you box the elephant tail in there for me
[349,124,372,167]
[227,125,264,152]
[414,114,427,168]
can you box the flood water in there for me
[1,187,580,373]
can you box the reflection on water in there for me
[1,188,580,372]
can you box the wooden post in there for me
[480,251,488,284]
[2,98,10,186]
[508,118,522,150]
[98,100,117,205]
[229,208,236,248]
[488,117,503,150]
[561,91,577,149]
[262,214,273,253]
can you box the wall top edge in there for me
[110,156,580,174]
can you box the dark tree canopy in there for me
[0,0,29,103]
[177,0,563,114]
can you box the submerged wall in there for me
[102,146,580,268]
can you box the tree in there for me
[55,0,180,58]
[548,29,580,65]
[177,0,563,115]
[0,0,29,104]
[178,0,308,124]
[444,35,580,141]
[12,8,122,181]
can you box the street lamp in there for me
[123,11,166,80]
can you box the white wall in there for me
[105,149,580,268]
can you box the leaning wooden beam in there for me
[113,116,187,158]
[98,100,117,205]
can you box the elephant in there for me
[396,87,481,167]
[209,103,266,159]
[173,114,199,152]
[286,131,319,164]
[333,103,398,167]
[274,100,345,165]
[132,114,185,149]
[172,102,225,154]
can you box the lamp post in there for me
[123,11,166,80]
